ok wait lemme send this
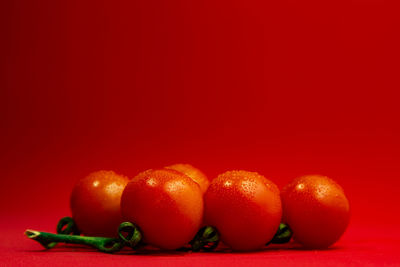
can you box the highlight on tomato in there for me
[70,170,130,237]
[281,175,350,249]
[204,170,282,251]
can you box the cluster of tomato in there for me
[70,164,350,251]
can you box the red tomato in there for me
[70,170,129,237]
[204,170,282,251]
[120,169,203,250]
[165,163,209,194]
[281,175,350,248]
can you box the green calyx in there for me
[56,216,80,235]
[268,223,293,245]
[189,226,220,252]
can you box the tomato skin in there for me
[204,170,282,251]
[120,169,203,250]
[281,175,350,249]
[165,163,209,194]
[70,170,129,237]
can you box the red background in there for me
[1,0,399,265]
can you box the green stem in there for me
[25,230,123,253]
[44,216,81,248]
[25,221,142,253]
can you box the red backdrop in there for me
[1,0,399,265]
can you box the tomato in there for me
[165,163,209,194]
[204,170,282,251]
[70,170,129,237]
[281,175,350,248]
[120,169,203,250]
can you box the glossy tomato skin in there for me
[70,170,129,237]
[165,163,209,194]
[204,170,282,251]
[281,175,350,249]
[120,169,203,250]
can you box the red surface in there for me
[2,216,400,266]
[1,0,400,265]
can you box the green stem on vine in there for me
[43,216,82,248]
[267,223,293,245]
[189,226,220,252]
[25,230,123,253]
[25,221,142,253]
